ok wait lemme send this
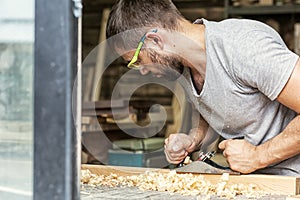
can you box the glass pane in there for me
[0,0,34,199]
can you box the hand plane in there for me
[176,151,240,175]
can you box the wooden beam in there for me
[287,195,300,200]
[81,164,300,195]
[92,8,110,101]
[81,164,170,177]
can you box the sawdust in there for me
[81,169,269,199]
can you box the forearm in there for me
[257,115,300,168]
[188,110,208,149]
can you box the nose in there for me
[139,66,150,75]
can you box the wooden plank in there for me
[81,164,300,195]
[83,66,95,102]
[204,174,300,195]
[287,195,300,200]
[82,100,125,110]
[81,164,169,177]
[81,108,127,117]
[92,8,110,101]
[259,0,273,6]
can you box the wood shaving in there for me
[81,169,268,199]
[183,156,193,165]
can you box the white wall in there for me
[0,0,34,20]
[0,0,34,42]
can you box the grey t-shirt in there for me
[183,18,299,176]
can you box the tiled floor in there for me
[80,184,287,200]
[81,185,207,200]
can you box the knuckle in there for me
[223,150,227,157]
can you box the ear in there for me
[145,32,164,50]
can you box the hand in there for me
[218,139,264,174]
[164,133,196,164]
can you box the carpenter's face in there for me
[122,49,184,81]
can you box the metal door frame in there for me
[34,0,82,199]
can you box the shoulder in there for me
[205,18,281,41]
[277,58,300,113]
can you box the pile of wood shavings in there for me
[81,169,268,199]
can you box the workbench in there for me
[81,164,300,200]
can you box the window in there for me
[0,0,34,199]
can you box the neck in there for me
[159,20,207,91]
[163,20,206,71]
[179,20,207,92]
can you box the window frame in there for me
[34,0,81,199]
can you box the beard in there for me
[146,49,184,81]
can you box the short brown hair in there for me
[106,0,184,49]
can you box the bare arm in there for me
[188,108,209,149]
[257,58,300,168]
[219,58,300,173]
[164,107,208,164]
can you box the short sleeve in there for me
[233,29,299,101]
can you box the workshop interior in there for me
[1,0,300,199]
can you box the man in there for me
[106,0,300,176]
